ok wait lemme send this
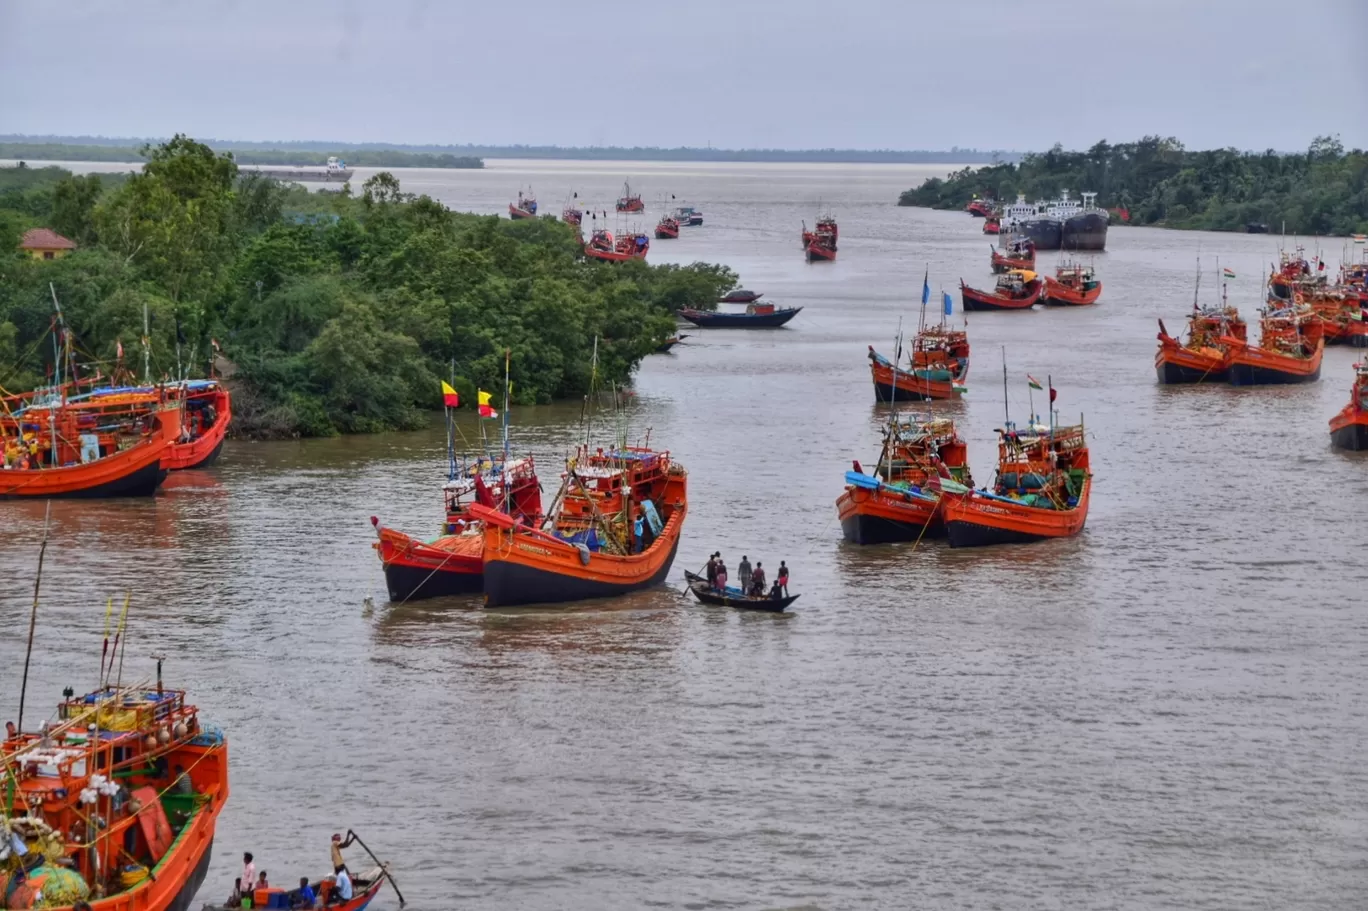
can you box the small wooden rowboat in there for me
[960,273,1042,311]
[202,863,395,911]
[719,289,763,304]
[679,304,801,328]
[683,570,797,612]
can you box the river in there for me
[2,159,1365,910]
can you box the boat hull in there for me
[678,308,801,328]
[0,436,171,498]
[1330,419,1368,451]
[374,528,483,602]
[1042,277,1102,306]
[165,387,232,470]
[1226,340,1323,386]
[960,280,1042,312]
[654,225,679,239]
[508,205,537,220]
[991,251,1035,274]
[1154,337,1230,384]
[1015,217,1062,251]
[482,535,680,607]
[836,487,942,543]
[870,361,962,401]
[805,244,837,262]
[943,481,1090,548]
[1063,212,1108,251]
[584,247,647,263]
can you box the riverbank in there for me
[898,136,1368,236]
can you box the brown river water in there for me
[2,160,1366,909]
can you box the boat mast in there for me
[447,358,457,481]
[1001,346,1010,426]
[502,348,511,514]
[142,300,151,384]
[47,283,65,462]
[16,501,51,735]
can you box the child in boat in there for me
[714,557,728,593]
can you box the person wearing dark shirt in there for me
[777,561,790,596]
[750,562,766,597]
[705,554,718,587]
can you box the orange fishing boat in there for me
[990,237,1035,273]
[615,181,644,213]
[940,418,1091,547]
[1223,303,1324,385]
[836,416,974,544]
[983,215,1001,235]
[372,456,542,602]
[1041,261,1102,306]
[508,188,538,220]
[2,666,228,911]
[1155,306,1245,384]
[654,214,680,239]
[0,399,179,498]
[584,229,649,262]
[56,380,230,471]
[867,324,969,403]
[473,445,687,607]
[804,216,838,262]
[1329,360,1368,450]
[960,271,1042,311]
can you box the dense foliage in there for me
[0,142,483,169]
[0,137,735,437]
[899,136,1368,236]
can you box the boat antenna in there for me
[1193,255,1202,310]
[17,500,52,735]
[502,348,511,514]
[446,358,457,480]
[585,335,599,447]
[1001,346,1010,426]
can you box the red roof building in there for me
[19,228,77,260]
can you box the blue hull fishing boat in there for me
[678,304,801,328]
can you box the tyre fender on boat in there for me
[575,543,592,566]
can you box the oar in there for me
[345,829,405,907]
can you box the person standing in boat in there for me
[777,561,789,597]
[715,556,728,593]
[705,554,718,588]
[738,556,752,596]
[330,832,355,874]
[750,562,766,597]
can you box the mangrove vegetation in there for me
[0,136,735,438]
[899,136,1368,236]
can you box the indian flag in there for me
[1222,267,1236,279]
[1353,234,1366,244]
[1027,375,1044,390]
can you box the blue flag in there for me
[921,268,930,306]
[943,291,953,316]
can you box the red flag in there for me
[1049,387,1058,403]
[440,380,460,408]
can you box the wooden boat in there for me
[473,445,687,607]
[654,335,688,353]
[204,865,390,911]
[800,215,838,249]
[1329,360,1368,450]
[1223,304,1324,386]
[372,456,542,602]
[3,670,229,911]
[678,302,801,328]
[941,420,1091,547]
[990,237,1036,273]
[0,401,179,498]
[561,191,583,227]
[615,181,644,213]
[983,215,1001,235]
[966,199,995,217]
[1154,307,1246,384]
[804,218,838,262]
[683,571,797,612]
[960,271,1042,311]
[508,188,538,220]
[836,416,974,544]
[1042,261,1102,306]
[867,324,969,402]
[583,229,649,262]
[79,380,231,470]
[719,289,763,304]
[674,206,703,226]
[654,215,680,239]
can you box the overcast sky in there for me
[2,0,1365,152]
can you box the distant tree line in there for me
[1,135,1018,165]
[0,137,735,438]
[899,136,1368,236]
[0,141,483,170]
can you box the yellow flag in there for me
[478,390,492,407]
[440,381,459,407]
